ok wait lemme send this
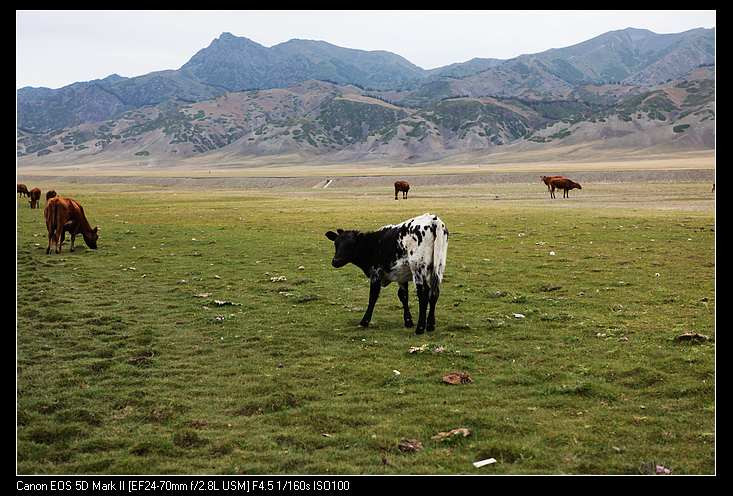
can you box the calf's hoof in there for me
[426,324,435,333]
[404,318,414,328]
[359,319,370,328]
[415,326,425,335]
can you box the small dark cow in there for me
[394,180,410,200]
[549,177,582,199]
[46,190,57,203]
[17,183,29,198]
[28,188,41,209]
[541,175,566,193]
[325,213,448,334]
[44,196,99,254]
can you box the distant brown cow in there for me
[17,183,29,198]
[548,178,582,199]
[394,180,410,200]
[44,196,99,254]
[28,188,41,209]
[541,175,566,193]
[46,190,57,202]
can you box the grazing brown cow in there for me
[28,188,41,209]
[46,190,57,203]
[17,183,29,198]
[44,196,99,254]
[548,178,582,199]
[394,180,410,200]
[541,175,566,193]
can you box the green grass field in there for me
[16,181,715,474]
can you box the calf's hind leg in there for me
[426,284,440,332]
[397,283,414,328]
[414,283,429,334]
[54,223,65,253]
[46,230,55,254]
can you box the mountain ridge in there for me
[17,27,714,165]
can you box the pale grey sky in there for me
[17,10,716,89]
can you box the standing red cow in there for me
[44,196,99,254]
[28,188,41,209]
[548,178,582,199]
[394,180,410,200]
[17,183,29,198]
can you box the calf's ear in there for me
[325,231,338,241]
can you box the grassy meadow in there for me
[16,180,715,474]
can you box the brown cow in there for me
[46,190,57,203]
[541,175,566,193]
[44,196,99,254]
[17,183,29,198]
[548,177,582,199]
[28,188,41,209]
[394,180,410,200]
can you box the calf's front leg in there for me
[397,283,414,327]
[360,274,382,327]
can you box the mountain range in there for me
[17,27,715,165]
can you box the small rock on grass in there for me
[213,300,241,307]
[397,439,423,453]
[432,428,471,441]
[675,332,710,343]
[442,372,473,385]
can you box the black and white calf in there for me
[325,213,448,334]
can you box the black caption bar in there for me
[14,475,512,495]
[16,476,356,495]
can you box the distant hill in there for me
[17,66,714,165]
[17,27,714,164]
[389,28,715,104]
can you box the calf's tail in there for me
[44,201,57,235]
[432,219,449,286]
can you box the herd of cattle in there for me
[17,175,582,334]
[17,184,99,254]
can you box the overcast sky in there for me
[17,10,716,89]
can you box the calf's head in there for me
[83,226,99,249]
[325,229,359,268]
